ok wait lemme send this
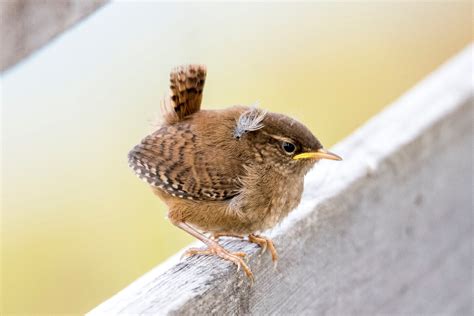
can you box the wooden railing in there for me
[88,44,473,315]
[0,0,108,72]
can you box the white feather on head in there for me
[233,103,267,139]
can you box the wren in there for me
[128,65,342,281]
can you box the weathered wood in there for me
[88,44,473,315]
[0,0,108,72]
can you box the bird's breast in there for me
[258,176,304,231]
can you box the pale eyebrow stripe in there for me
[262,132,295,144]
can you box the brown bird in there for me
[128,64,342,281]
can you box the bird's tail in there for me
[161,64,207,125]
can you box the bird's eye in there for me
[281,141,296,154]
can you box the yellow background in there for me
[2,2,472,315]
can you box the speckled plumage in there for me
[128,64,341,280]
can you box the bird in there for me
[128,64,342,281]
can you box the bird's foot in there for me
[211,232,244,240]
[183,243,254,282]
[248,234,278,266]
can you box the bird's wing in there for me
[128,123,244,201]
[161,65,207,125]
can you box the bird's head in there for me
[234,107,342,175]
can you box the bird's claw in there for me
[248,234,278,264]
[182,243,254,282]
[181,247,202,259]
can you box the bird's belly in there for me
[160,177,304,235]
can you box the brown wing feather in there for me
[128,123,242,201]
[162,64,207,124]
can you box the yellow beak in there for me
[293,148,343,161]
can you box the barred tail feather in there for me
[162,64,207,125]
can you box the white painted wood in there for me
[88,44,473,315]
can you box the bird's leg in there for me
[173,221,254,281]
[248,234,278,264]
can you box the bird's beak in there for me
[293,148,343,161]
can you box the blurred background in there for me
[1,1,472,315]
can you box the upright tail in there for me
[161,64,207,124]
